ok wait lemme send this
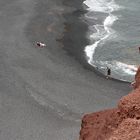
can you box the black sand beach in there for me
[61,0,88,64]
[0,0,131,140]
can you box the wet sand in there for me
[0,0,131,140]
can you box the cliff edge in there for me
[79,67,140,140]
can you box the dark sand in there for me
[0,0,131,140]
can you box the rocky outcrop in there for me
[79,67,140,140]
[132,66,140,89]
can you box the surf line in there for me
[83,0,119,66]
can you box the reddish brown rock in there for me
[133,66,140,89]
[79,109,120,140]
[79,67,140,140]
[118,88,140,119]
[109,118,140,140]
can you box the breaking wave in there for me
[83,0,137,82]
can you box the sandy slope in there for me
[0,0,131,140]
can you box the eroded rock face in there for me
[79,67,140,140]
[109,118,140,140]
[79,109,120,140]
[133,66,140,89]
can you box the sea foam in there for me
[84,0,119,63]
[83,0,120,13]
[83,0,137,82]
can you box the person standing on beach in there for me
[138,46,140,53]
[106,67,111,79]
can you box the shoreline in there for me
[61,0,135,83]
[62,0,89,67]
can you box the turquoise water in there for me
[83,0,140,82]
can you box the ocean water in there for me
[83,0,140,82]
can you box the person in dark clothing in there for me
[138,46,140,53]
[106,67,111,79]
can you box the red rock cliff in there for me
[79,67,140,140]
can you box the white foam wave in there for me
[91,60,137,82]
[84,0,119,64]
[85,41,100,62]
[115,62,137,75]
[101,61,137,75]
[85,14,118,64]
[83,0,137,82]
[104,14,118,28]
[83,0,120,13]
[90,25,105,39]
